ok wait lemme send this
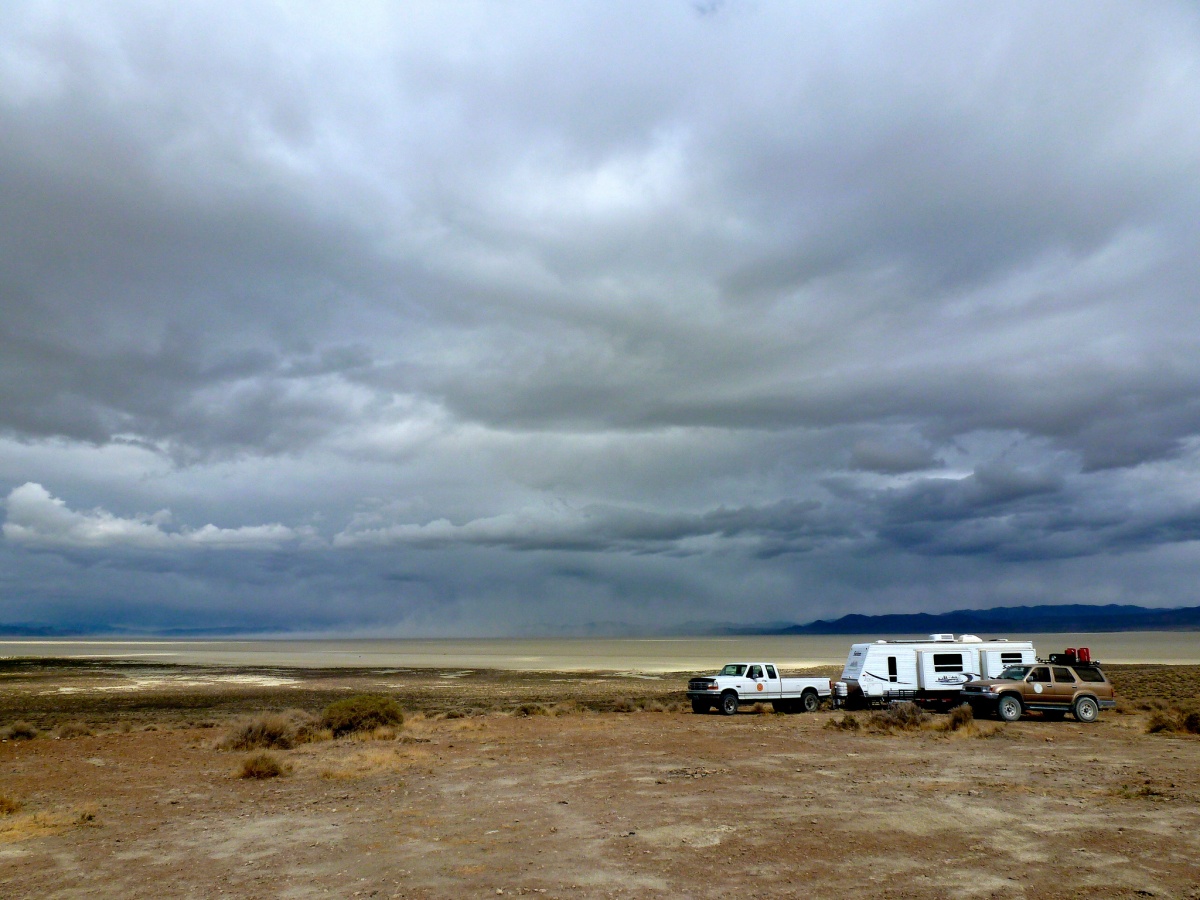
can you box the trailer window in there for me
[887,657,898,682]
[720,665,746,677]
[1000,653,1023,666]
[765,666,777,679]
[933,653,964,673]
[1073,666,1107,683]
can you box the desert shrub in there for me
[515,702,552,717]
[868,701,930,732]
[942,704,975,732]
[1144,707,1200,735]
[0,793,23,816]
[238,752,290,779]
[56,722,94,739]
[824,712,861,731]
[2,721,38,741]
[322,695,404,737]
[218,714,297,751]
[1146,710,1179,734]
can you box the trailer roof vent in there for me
[960,634,983,643]
[929,633,955,642]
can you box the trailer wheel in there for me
[997,695,1023,722]
[719,691,739,716]
[690,699,710,714]
[801,690,820,713]
[1073,696,1099,723]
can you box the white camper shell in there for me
[833,634,1037,709]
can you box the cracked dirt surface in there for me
[2,667,1200,899]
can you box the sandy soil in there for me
[2,664,1199,899]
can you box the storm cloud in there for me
[3,2,1200,635]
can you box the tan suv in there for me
[960,662,1115,723]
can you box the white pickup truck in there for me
[686,662,832,715]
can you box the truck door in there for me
[746,664,778,699]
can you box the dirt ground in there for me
[2,663,1200,899]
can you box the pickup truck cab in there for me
[686,662,831,715]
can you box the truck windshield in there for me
[998,665,1031,680]
[720,664,747,676]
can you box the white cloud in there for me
[2,483,307,551]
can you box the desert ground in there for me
[2,661,1199,899]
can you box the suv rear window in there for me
[1073,666,1107,683]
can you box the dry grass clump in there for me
[611,697,676,713]
[1145,707,1200,736]
[322,694,404,738]
[938,703,976,732]
[1,721,38,741]
[1114,779,1179,801]
[217,710,325,751]
[238,752,291,779]
[867,701,931,733]
[0,793,23,816]
[825,712,862,731]
[0,804,99,841]
[319,747,407,780]
[56,721,94,739]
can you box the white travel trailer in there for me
[832,634,1037,709]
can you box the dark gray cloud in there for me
[2,1,1200,634]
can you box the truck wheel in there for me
[997,695,1022,722]
[801,690,820,713]
[720,691,739,716]
[690,699,710,714]
[1073,696,1099,723]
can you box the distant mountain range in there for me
[3,603,1200,639]
[761,603,1200,636]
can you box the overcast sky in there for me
[3,1,1200,636]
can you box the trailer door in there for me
[919,650,969,691]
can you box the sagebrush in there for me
[217,710,323,751]
[322,695,404,737]
[238,752,291,779]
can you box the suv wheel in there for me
[997,695,1022,722]
[1073,695,1099,723]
